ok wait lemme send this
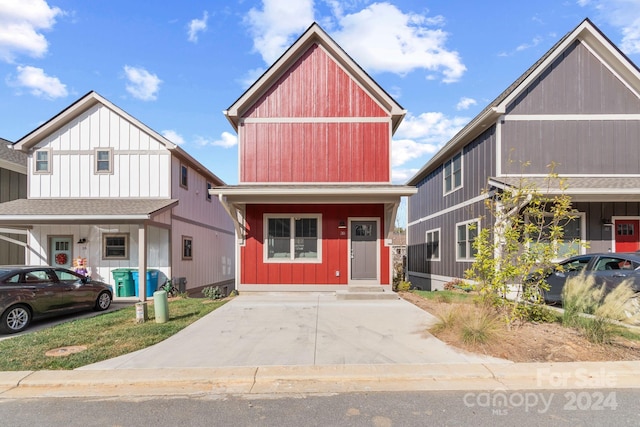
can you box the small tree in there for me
[465,163,582,325]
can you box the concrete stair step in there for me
[335,287,399,300]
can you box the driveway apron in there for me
[79,293,508,370]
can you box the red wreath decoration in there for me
[55,253,68,265]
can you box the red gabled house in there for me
[215,23,416,292]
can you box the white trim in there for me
[504,114,640,121]
[455,218,480,262]
[348,217,380,285]
[263,213,322,263]
[611,216,640,252]
[425,227,441,262]
[408,192,491,227]
[496,115,503,176]
[241,117,389,124]
[0,159,26,175]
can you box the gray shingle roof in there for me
[0,139,27,167]
[0,198,177,218]
[489,176,640,193]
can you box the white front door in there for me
[50,236,73,269]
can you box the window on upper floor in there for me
[103,234,128,260]
[95,148,113,174]
[444,152,462,194]
[34,148,51,174]
[265,214,321,263]
[456,219,479,262]
[206,182,212,201]
[182,236,193,260]
[180,164,188,189]
[426,228,440,261]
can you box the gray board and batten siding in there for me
[0,140,27,265]
[502,40,640,175]
[407,126,496,290]
[407,20,640,291]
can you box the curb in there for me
[1,361,639,398]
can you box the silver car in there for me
[0,266,112,334]
[541,253,640,303]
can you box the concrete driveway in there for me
[80,292,508,369]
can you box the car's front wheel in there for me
[94,291,112,311]
[0,305,31,334]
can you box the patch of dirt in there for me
[399,291,640,362]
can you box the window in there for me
[426,228,440,261]
[95,148,113,174]
[182,236,193,260]
[103,234,128,259]
[265,214,321,262]
[528,213,583,260]
[444,152,462,194]
[180,164,188,189]
[456,220,479,261]
[206,182,212,201]
[34,148,51,174]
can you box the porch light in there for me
[338,221,347,229]
[77,238,87,244]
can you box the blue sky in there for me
[2,0,640,187]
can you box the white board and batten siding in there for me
[28,104,171,199]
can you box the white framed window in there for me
[528,212,585,261]
[34,148,52,174]
[94,148,113,174]
[102,233,129,260]
[444,152,462,194]
[180,164,188,189]
[426,228,440,261]
[456,219,479,261]
[182,236,193,260]
[264,214,322,263]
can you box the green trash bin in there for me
[112,268,135,297]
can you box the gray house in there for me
[406,19,640,290]
[0,138,27,265]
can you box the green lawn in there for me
[0,297,226,371]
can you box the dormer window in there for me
[34,148,51,174]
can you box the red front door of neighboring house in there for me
[615,219,640,252]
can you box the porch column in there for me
[138,225,148,301]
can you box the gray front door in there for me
[351,221,377,281]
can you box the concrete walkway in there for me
[80,292,508,369]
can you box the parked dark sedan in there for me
[538,253,640,303]
[0,266,112,334]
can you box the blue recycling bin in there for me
[131,269,160,298]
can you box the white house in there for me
[0,91,235,299]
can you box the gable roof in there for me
[225,22,406,133]
[0,138,27,174]
[407,18,640,186]
[14,91,226,186]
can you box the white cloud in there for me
[196,132,238,148]
[456,97,477,110]
[10,65,67,99]
[239,67,266,89]
[123,65,161,101]
[188,11,208,43]
[392,111,468,167]
[332,3,466,82]
[0,0,62,62]
[515,36,542,52]
[245,0,314,64]
[578,0,640,54]
[392,167,420,184]
[161,130,185,145]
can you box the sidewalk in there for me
[1,292,639,398]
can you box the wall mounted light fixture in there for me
[338,221,347,229]
[77,238,87,244]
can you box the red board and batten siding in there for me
[242,204,390,285]
[239,43,391,183]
